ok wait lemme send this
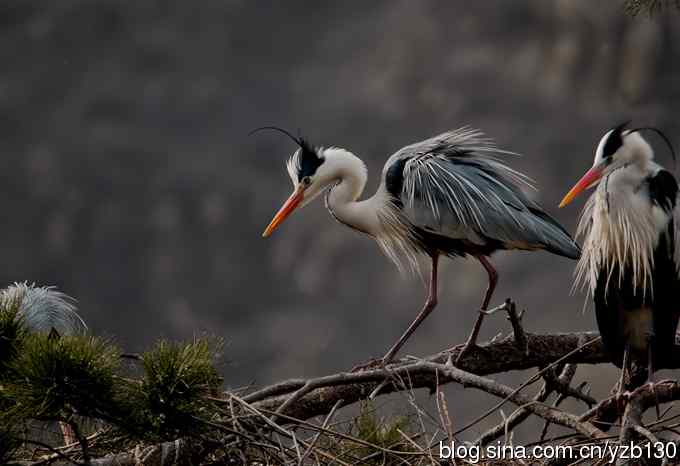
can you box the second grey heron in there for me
[258,126,580,368]
[559,122,680,394]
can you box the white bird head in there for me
[559,121,675,207]
[252,126,336,236]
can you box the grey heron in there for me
[3,282,87,337]
[258,126,580,367]
[559,122,680,394]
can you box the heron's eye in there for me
[301,176,312,187]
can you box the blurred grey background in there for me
[2,0,679,436]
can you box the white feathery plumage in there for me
[2,282,87,336]
[574,182,658,299]
[375,193,422,274]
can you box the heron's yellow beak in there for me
[559,165,604,208]
[262,186,305,237]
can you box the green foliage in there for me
[352,401,412,451]
[0,298,27,379]
[3,334,120,421]
[123,338,223,440]
[323,401,418,465]
[0,332,226,462]
[0,308,21,465]
[624,0,680,16]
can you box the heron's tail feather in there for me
[1,282,87,336]
[527,208,581,260]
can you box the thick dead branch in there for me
[250,332,608,421]
[241,351,608,441]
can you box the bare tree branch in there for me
[477,363,584,446]
[417,361,606,440]
[248,332,611,425]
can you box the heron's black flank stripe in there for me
[384,157,407,207]
[297,138,324,180]
[647,169,678,213]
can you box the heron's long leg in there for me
[617,344,631,398]
[455,255,498,365]
[59,421,77,446]
[614,344,632,414]
[647,338,654,382]
[647,336,661,419]
[381,253,440,365]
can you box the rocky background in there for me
[1,0,678,439]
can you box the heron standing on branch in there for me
[559,122,680,394]
[258,127,580,367]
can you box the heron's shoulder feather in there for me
[644,166,680,278]
[647,168,678,213]
[382,127,532,207]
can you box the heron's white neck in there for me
[322,148,383,236]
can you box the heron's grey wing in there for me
[3,283,87,336]
[388,128,580,258]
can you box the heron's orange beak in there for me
[559,165,604,208]
[262,186,305,237]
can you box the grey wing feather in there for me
[3,282,87,336]
[387,127,580,258]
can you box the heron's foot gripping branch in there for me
[349,356,386,373]
[453,298,527,366]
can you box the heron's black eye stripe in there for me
[602,130,623,159]
[297,142,324,181]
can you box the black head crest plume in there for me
[631,125,676,164]
[615,120,632,133]
[249,126,315,154]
